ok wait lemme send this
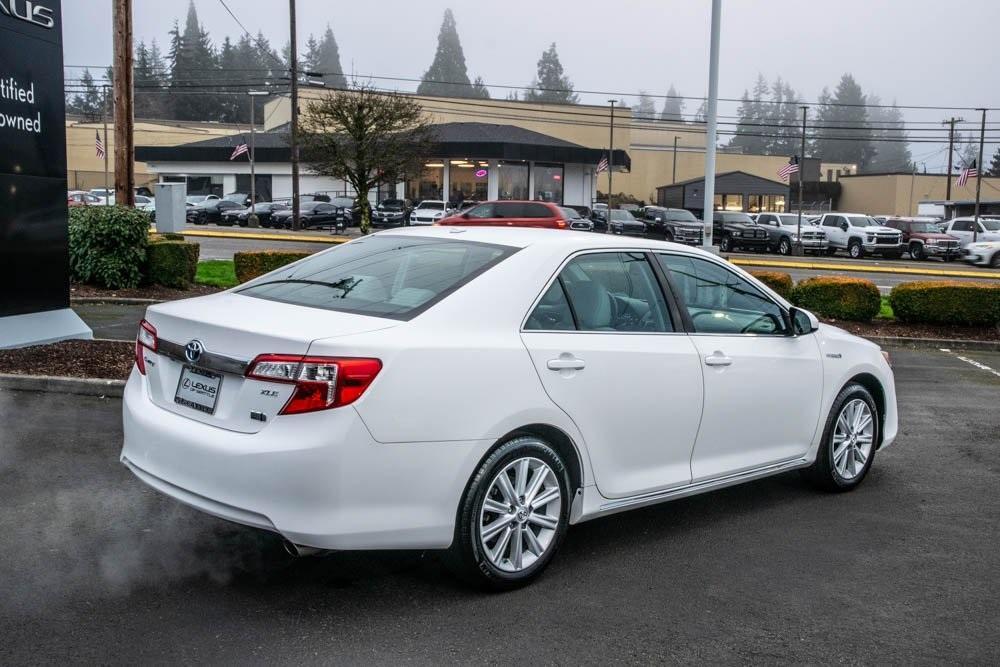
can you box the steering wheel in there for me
[740,313,780,334]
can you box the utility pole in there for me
[112,0,134,207]
[942,116,963,201]
[672,135,678,184]
[102,84,110,206]
[289,0,301,230]
[701,0,721,249]
[973,108,986,243]
[794,105,807,255]
[606,99,616,229]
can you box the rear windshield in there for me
[237,236,517,320]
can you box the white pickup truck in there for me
[817,213,905,259]
[940,216,1000,245]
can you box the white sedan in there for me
[122,227,898,589]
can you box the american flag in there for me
[95,130,105,159]
[777,156,799,181]
[957,160,978,187]
[230,140,249,161]
[596,155,609,173]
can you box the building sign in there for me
[0,0,67,319]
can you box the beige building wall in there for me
[66,116,244,191]
[838,173,1000,216]
[262,92,792,203]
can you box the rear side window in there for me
[527,252,673,333]
[237,236,516,320]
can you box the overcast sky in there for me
[64,0,999,171]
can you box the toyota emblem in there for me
[184,340,204,363]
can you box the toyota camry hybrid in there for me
[122,227,897,589]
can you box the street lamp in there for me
[247,90,270,228]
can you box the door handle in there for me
[547,357,586,371]
[704,354,733,367]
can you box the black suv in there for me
[713,211,769,252]
[372,199,413,228]
[641,206,704,245]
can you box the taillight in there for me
[135,319,157,375]
[246,354,382,415]
[555,219,567,229]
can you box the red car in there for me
[437,200,568,229]
[883,217,961,261]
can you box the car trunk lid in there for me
[141,292,398,433]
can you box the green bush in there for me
[146,240,200,289]
[749,270,793,299]
[889,281,1000,326]
[233,250,311,283]
[68,205,150,289]
[791,276,881,322]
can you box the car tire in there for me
[802,383,879,493]
[825,247,838,256]
[778,237,792,256]
[909,242,925,260]
[448,436,571,591]
[990,252,1000,268]
[719,235,732,252]
[848,239,864,259]
[665,231,674,243]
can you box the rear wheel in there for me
[802,383,878,492]
[449,436,570,590]
[990,252,1000,268]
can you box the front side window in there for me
[465,203,495,219]
[952,220,972,232]
[823,215,843,228]
[657,254,787,335]
[238,236,516,320]
[554,252,673,333]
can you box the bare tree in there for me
[299,84,435,233]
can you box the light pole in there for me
[701,0,722,250]
[794,105,807,256]
[607,99,616,231]
[247,91,270,228]
[941,116,963,201]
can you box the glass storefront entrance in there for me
[498,160,529,200]
[407,163,444,201]
[449,159,489,204]
[532,163,564,204]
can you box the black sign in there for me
[0,0,67,318]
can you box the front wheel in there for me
[909,242,925,260]
[802,383,878,492]
[449,436,570,590]
[778,237,792,255]
[719,235,733,252]
[848,239,864,259]
[990,252,1000,268]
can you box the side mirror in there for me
[789,307,819,335]
[655,217,663,223]
[840,222,848,231]
[461,212,470,219]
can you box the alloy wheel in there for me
[832,398,874,480]
[478,457,562,573]
[779,238,791,255]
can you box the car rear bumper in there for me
[120,369,491,550]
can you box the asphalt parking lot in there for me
[1,346,998,664]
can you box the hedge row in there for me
[890,281,1000,326]
[791,276,882,322]
[146,239,200,289]
[749,270,793,299]
[234,250,312,283]
[68,205,150,289]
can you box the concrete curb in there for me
[179,229,349,244]
[0,373,125,397]
[864,336,1000,351]
[72,297,163,305]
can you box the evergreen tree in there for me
[417,9,476,98]
[634,91,656,120]
[769,77,802,157]
[986,145,1000,177]
[812,74,874,168]
[169,3,219,121]
[691,97,707,124]
[524,43,578,104]
[67,68,105,121]
[866,97,912,172]
[216,36,242,123]
[134,40,169,118]
[312,26,348,89]
[955,132,978,171]
[659,84,684,122]
[471,76,490,99]
[728,75,772,154]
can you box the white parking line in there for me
[939,349,1000,378]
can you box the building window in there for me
[716,193,743,211]
[498,160,529,200]
[236,174,273,202]
[748,194,762,213]
[532,163,564,203]
[448,159,489,205]
[407,162,444,201]
[180,175,224,197]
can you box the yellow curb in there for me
[155,229,349,244]
[730,257,1000,281]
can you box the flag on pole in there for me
[957,160,978,187]
[230,140,249,161]
[777,156,799,181]
[596,155,609,173]
[95,130,105,159]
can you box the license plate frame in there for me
[174,365,223,415]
